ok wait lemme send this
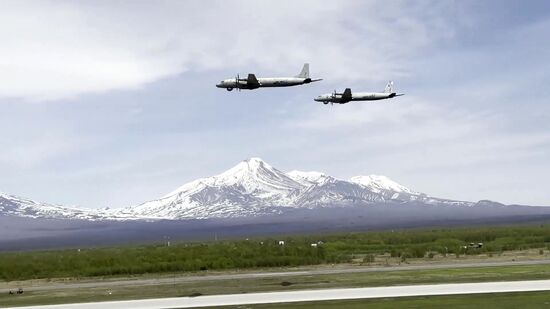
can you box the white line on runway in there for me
[7,279,550,309]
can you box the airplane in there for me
[216,63,322,91]
[314,81,404,105]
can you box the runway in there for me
[8,279,550,309]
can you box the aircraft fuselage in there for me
[216,63,321,91]
[315,83,403,104]
[216,77,311,90]
[315,92,397,103]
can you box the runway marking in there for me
[7,279,550,309]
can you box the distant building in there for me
[278,241,285,246]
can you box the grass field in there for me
[3,263,550,307]
[2,223,550,306]
[213,291,550,309]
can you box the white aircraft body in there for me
[216,64,322,91]
[314,81,404,104]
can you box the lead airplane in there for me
[216,63,322,91]
[314,81,404,105]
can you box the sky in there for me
[0,0,549,208]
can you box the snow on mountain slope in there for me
[114,158,305,219]
[0,192,99,220]
[350,175,415,194]
[293,175,385,208]
[166,158,302,200]
[287,170,329,185]
[1,158,476,221]
[116,158,473,219]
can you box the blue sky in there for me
[0,0,549,208]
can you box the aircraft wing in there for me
[341,88,352,103]
[247,74,260,88]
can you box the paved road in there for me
[7,279,550,309]
[2,259,550,293]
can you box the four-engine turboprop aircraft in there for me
[314,81,404,105]
[216,63,322,91]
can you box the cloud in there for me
[281,89,550,175]
[0,0,457,101]
[0,132,98,169]
[0,1,182,101]
[1,1,548,208]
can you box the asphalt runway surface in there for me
[7,279,550,309]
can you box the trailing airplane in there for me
[314,81,404,105]
[216,63,322,91]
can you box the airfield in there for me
[3,242,550,308]
[7,279,550,309]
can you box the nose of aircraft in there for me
[314,96,323,102]
[216,82,224,88]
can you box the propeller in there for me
[235,74,249,91]
[330,89,341,104]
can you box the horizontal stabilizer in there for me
[389,93,404,98]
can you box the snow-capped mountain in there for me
[287,170,329,185]
[112,158,473,219]
[350,175,415,194]
[113,158,304,219]
[1,158,478,221]
[0,192,99,220]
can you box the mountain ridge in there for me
[1,158,494,221]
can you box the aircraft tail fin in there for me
[384,81,394,93]
[296,63,310,78]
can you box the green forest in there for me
[2,223,550,281]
